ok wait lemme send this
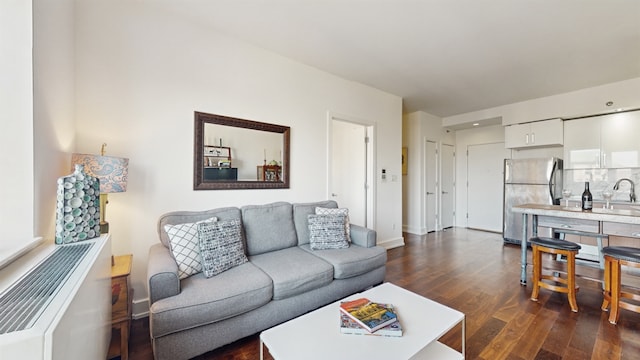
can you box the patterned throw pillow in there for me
[197,219,248,278]
[315,207,351,242]
[308,214,350,250]
[164,217,217,279]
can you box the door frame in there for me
[424,139,438,232]
[327,112,376,229]
[440,143,455,229]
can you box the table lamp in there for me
[71,144,129,234]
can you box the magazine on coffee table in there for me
[339,298,399,333]
[339,309,403,337]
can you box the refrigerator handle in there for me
[549,160,558,202]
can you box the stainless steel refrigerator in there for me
[503,157,563,244]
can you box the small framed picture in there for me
[204,146,230,158]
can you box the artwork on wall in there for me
[402,147,408,175]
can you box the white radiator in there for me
[0,234,111,360]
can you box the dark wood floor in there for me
[126,228,640,360]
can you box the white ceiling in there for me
[162,0,640,118]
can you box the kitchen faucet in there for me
[613,178,636,203]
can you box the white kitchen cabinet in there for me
[601,110,640,168]
[504,118,563,148]
[564,110,640,169]
[504,123,530,148]
[563,117,601,169]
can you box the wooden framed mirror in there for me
[193,111,290,190]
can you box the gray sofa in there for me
[146,200,387,360]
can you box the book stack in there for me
[339,298,403,337]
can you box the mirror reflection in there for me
[194,112,290,190]
[204,124,283,181]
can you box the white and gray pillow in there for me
[315,207,351,242]
[197,219,248,277]
[308,214,349,250]
[164,217,216,279]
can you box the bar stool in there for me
[530,237,581,312]
[600,246,640,324]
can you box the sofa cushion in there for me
[241,202,297,256]
[315,207,351,242]
[164,217,217,279]
[308,214,349,250]
[301,243,387,280]
[149,261,272,338]
[198,219,248,278]
[158,207,242,248]
[293,200,338,245]
[249,247,334,300]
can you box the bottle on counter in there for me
[581,181,593,211]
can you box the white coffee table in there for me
[260,282,465,359]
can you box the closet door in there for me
[467,142,510,232]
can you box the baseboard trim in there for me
[378,237,405,250]
[132,298,149,319]
[402,226,428,235]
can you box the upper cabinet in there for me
[563,117,600,169]
[601,111,640,168]
[504,118,563,149]
[564,110,640,169]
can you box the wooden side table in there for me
[257,165,281,181]
[108,254,133,360]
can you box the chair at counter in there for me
[601,246,640,324]
[529,236,582,312]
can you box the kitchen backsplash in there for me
[563,168,640,203]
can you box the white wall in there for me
[73,1,402,314]
[33,0,77,242]
[0,0,35,261]
[402,111,454,234]
[443,77,640,127]
[402,112,423,234]
[0,0,77,268]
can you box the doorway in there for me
[328,114,374,228]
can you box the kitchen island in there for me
[511,204,640,285]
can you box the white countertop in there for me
[512,204,640,225]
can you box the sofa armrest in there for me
[349,224,377,248]
[147,243,180,305]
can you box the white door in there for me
[329,118,372,227]
[441,144,455,228]
[467,142,510,232]
[425,140,437,232]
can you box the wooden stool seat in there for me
[529,237,581,312]
[601,246,640,324]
